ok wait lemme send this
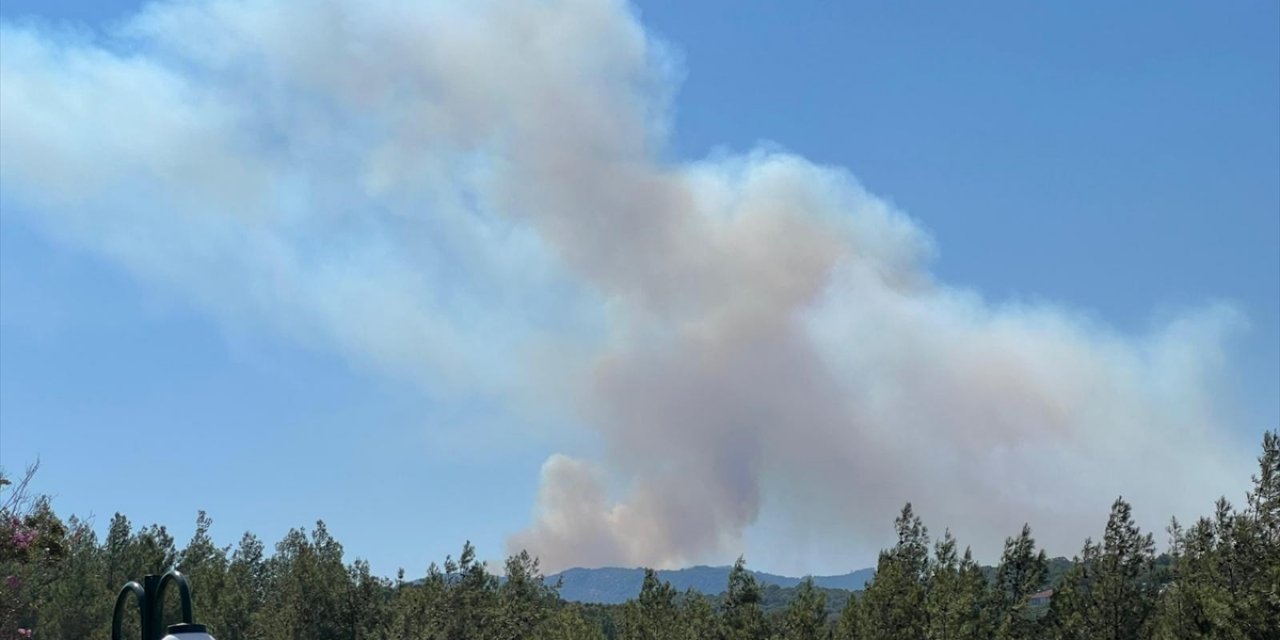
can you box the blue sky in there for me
[1,0,1276,577]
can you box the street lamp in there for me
[112,569,216,640]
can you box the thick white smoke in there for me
[0,0,1252,573]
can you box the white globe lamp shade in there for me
[162,623,216,640]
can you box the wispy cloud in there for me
[0,0,1252,572]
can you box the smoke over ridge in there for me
[0,0,1252,572]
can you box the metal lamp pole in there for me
[112,569,215,640]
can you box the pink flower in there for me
[11,529,35,551]
[4,575,20,591]
[17,629,33,638]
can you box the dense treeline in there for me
[2,430,1276,639]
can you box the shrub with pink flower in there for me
[10,530,34,552]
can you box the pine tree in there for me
[219,532,268,640]
[859,504,931,640]
[779,577,828,640]
[1156,431,1280,639]
[721,556,767,640]
[926,531,961,640]
[833,589,863,640]
[258,521,355,640]
[925,531,989,640]
[1239,429,1280,636]
[1043,539,1099,640]
[536,605,605,640]
[497,550,557,640]
[679,588,720,640]
[175,511,229,633]
[31,516,108,638]
[1152,517,1223,640]
[991,524,1047,640]
[954,547,992,640]
[1094,498,1157,640]
[104,513,135,591]
[1249,431,1280,542]
[440,540,500,639]
[620,568,680,640]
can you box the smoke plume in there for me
[0,0,1252,572]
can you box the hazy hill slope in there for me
[549,565,876,604]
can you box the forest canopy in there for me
[2,430,1276,639]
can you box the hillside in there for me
[549,565,876,604]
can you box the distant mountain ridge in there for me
[547,565,876,604]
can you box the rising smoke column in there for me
[0,0,1252,572]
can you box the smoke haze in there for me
[0,0,1253,572]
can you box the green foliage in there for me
[1095,498,1158,639]
[498,550,560,639]
[833,589,862,640]
[925,532,990,640]
[537,605,605,640]
[1041,537,1095,640]
[991,524,1048,640]
[858,503,930,640]
[722,556,769,640]
[678,588,720,640]
[31,516,107,639]
[619,569,680,640]
[776,577,827,640]
[221,532,268,640]
[1149,430,1280,639]
[1041,497,1160,640]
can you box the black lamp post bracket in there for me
[111,569,198,640]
